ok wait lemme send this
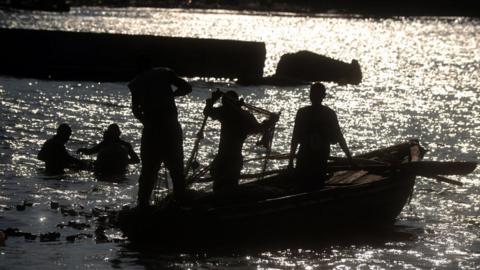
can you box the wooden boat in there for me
[116,140,475,247]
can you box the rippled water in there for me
[0,7,479,269]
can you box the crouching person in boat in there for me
[204,90,278,194]
[77,123,139,178]
[128,60,192,207]
[288,82,353,190]
[38,123,88,175]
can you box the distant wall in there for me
[0,28,266,81]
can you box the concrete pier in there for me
[0,28,266,81]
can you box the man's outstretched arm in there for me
[203,90,222,119]
[338,135,352,160]
[332,113,352,160]
[126,142,140,164]
[288,111,302,169]
[171,75,192,97]
[77,143,102,155]
[130,91,145,123]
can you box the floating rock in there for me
[79,211,93,219]
[65,235,76,242]
[0,230,5,246]
[4,228,26,237]
[67,221,90,230]
[50,201,59,210]
[81,233,93,238]
[39,232,60,242]
[97,216,108,223]
[57,221,91,230]
[95,226,109,243]
[92,207,104,217]
[66,233,93,243]
[112,238,124,243]
[60,207,78,217]
[23,201,33,207]
[24,233,37,241]
[16,200,35,211]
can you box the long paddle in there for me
[192,161,477,185]
[327,161,477,176]
[398,161,477,176]
[185,113,208,175]
[433,175,463,186]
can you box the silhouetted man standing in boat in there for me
[204,90,278,193]
[38,123,86,175]
[288,82,352,189]
[128,63,192,206]
[77,123,139,176]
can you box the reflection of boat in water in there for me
[117,140,476,247]
[2,0,70,12]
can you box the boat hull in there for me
[118,174,415,245]
[117,141,422,247]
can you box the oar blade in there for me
[401,161,477,176]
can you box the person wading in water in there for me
[38,123,87,175]
[77,123,139,177]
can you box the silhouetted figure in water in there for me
[38,123,86,175]
[77,123,139,177]
[288,82,352,189]
[204,90,278,193]
[128,64,192,206]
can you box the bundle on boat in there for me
[116,140,476,247]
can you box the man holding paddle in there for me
[204,90,278,193]
[288,82,353,189]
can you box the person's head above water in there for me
[104,123,121,141]
[56,123,72,143]
[222,90,241,108]
[309,82,326,105]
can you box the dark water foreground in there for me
[0,7,479,269]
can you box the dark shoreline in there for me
[68,0,480,18]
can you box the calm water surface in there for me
[0,7,479,269]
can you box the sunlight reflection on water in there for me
[0,6,479,270]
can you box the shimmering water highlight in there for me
[0,7,479,269]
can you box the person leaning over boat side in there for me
[38,123,87,175]
[204,90,278,193]
[77,123,139,176]
[128,60,192,206]
[288,82,352,189]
